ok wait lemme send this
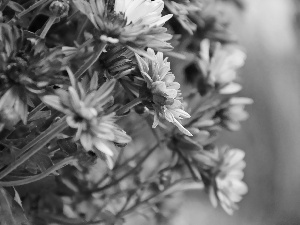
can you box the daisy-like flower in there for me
[42,73,132,163]
[135,48,192,136]
[73,0,173,52]
[0,23,66,124]
[194,147,248,215]
[218,97,253,131]
[199,39,246,94]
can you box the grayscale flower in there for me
[219,97,253,131]
[136,48,192,136]
[194,147,248,215]
[0,24,66,124]
[42,73,132,159]
[199,39,246,94]
[73,0,173,52]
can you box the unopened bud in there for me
[49,0,69,18]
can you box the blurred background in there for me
[170,0,300,224]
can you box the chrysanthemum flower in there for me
[0,24,66,124]
[135,48,192,136]
[42,73,132,161]
[218,97,253,131]
[199,39,246,94]
[73,0,173,52]
[194,147,248,215]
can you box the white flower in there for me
[199,39,246,94]
[221,97,253,131]
[73,0,173,52]
[114,0,172,27]
[199,147,248,215]
[42,73,131,161]
[136,48,192,136]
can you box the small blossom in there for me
[199,39,246,94]
[218,97,253,131]
[73,0,173,52]
[42,73,132,161]
[136,48,192,136]
[194,147,248,215]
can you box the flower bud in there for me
[49,0,69,18]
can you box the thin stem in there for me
[119,178,193,217]
[116,97,142,115]
[74,41,106,80]
[39,213,104,225]
[0,117,68,180]
[40,16,56,39]
[0,157,76,186]
[16,115,67,159]
[28,102,46,121]
[89,144,158,193]
[175,147,200,181]
[16,0,50,19]
[76,17,88,43]
[0,0,10,11]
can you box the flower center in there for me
[6,53,30,85]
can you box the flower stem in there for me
[89,144,158,193]
[74,41,107,80]
[16,0,50,19]
[116,97,142,116]
[40,15,56,39]
[0,157,76,187]
[119,178,194,217]
[0,117,68,180]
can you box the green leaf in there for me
[0,187,31,225]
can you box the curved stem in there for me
[0,117,68,180]
[40,16,56,38]
[16,0,50,19]
[74,41,107,80]
[0,157,76,187]
[116,97,142,116]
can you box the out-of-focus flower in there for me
[0,24,66,124]
[136,48,192,136]
[194,147,248,215]
[42,73,131,162]
[217,97,253,131]
[164,0,203,34]
[198,39,246,94]
[73,0,173,52]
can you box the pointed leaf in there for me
[0,187,31,225]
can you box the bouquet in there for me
[0,0,251,224]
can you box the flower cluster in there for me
[0,0,251,224]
